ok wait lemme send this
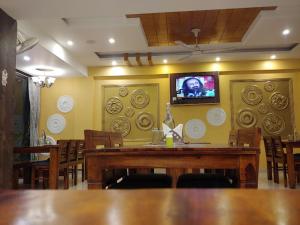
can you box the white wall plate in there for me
[57,95,74,113]
[184,119,206,139]
[47,114,66,134]
[206,107,226,126]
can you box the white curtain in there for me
[28,78,40,147]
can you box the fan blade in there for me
[201,47,236,54]
[177,54,193,61]
[16,37,39,55]
[174,40,195,50]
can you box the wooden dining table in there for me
[85,144,260,189]
[13,145,60,189]
[282,140,300,188]
[1,189,300,225]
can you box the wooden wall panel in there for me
[127,6,276,46]
[0,9,17,189]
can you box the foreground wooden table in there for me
[282,140,300,188]
[14,145,60,189]
[1,189,300,225]
[85,144,260,189]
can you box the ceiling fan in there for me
[174,28,235,61]
[16,31,39,55]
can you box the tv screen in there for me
[170,72,220,105]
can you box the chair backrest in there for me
[57,140,70,164]
[76,140,85,160]
[228,129,237,146]
[263,136,273,157]
[272,136,285,159]
[68,140,77,162]
[107,132,123,147]
[84,130,111,149]
[237,127,261,147]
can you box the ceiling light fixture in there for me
[215,57,221,62]
[32,68,56,88]
[282,29,290,36]
[109,38,115,44]
[163,59,168,64]
[23,56,31,61]
[270,54,277,60]
[67,40,74,46]
[112,60,117,66]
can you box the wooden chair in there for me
[76,140,85,182]
[237,127,261,147]
[84,130,125,188]
[263,136,274,180]
[272,136,288,187]
[68,140,78,186]
[228,129,238,146]
[31,141,70,189]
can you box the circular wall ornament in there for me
[57,95,74,113]
[257,102,269,114]
[206,107,226,126]
[264,81,276,92]
[130,89,150,109]
[47,114,66,134]
[111,116,131,137]
[270,92,289,111]
[124,107,135,118]
[106,97,123,114]
[262,113,285,135]
[119,87,129,97]
[184,119,206,139]
[237,108,257,128]
[135,112,154,131]
[241,85,263,106]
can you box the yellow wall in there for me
[40,59,300,169]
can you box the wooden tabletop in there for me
[1,189,300,225]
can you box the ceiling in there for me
[1,0,300,76]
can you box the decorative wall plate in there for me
[264,81,276,92]
[257,102,269,114]
[106,97,123,114]
[111,116,131,137]
[47,114,66,134]
[119,87,129,97]
[135,112,154,131]
[131,89,150,109]
[270,92,289,110]
[237,108,257,128]
[206,107,226,126]
[57,95,74,113]
[184,119,206,139]
[124,107,135,118]
[241,85,263,106]
[262,113,285,134]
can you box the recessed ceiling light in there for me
[112,60,117,66]
[67,40,74,46]
[282,29,290,36]
[23,56,31,61]
[108,38,115,44]
[163,59,168,64]
[270,54,277,60]
[215,57,221,62]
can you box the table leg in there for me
[49,147,59,189]
[87,157,104,189]
[167,168,185,188]
[286,144,296,189]
[239,155,258,188]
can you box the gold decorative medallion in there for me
[124,107,135,118]
[135,112,154,131]
[237,108,257,128]
[106,97,123,114]
[264,81,276,92]
[111,116,131,137]
[262,113,285,135]
[241,85,263,106]
[131,89,150,109]
[119,87,129,97]
[270,92,289,110]
[257,102,269,114]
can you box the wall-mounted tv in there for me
[170,72,220,105]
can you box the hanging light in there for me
[32,68,56,88]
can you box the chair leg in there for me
[31,168,36,189]
[283,163,287,187]
[273,162,279,184]
[81,162,85,182]
[267,161,272,180]
[64,168,69,189]
[74,165,78,185]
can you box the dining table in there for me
[13,145,60,189]
[1,189,300,225]
[84,144,260,189]
[282,140,300,188]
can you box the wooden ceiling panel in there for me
[127,6,276,46]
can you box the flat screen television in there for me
[170,72,220,105]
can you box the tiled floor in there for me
[69,170,300,190]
